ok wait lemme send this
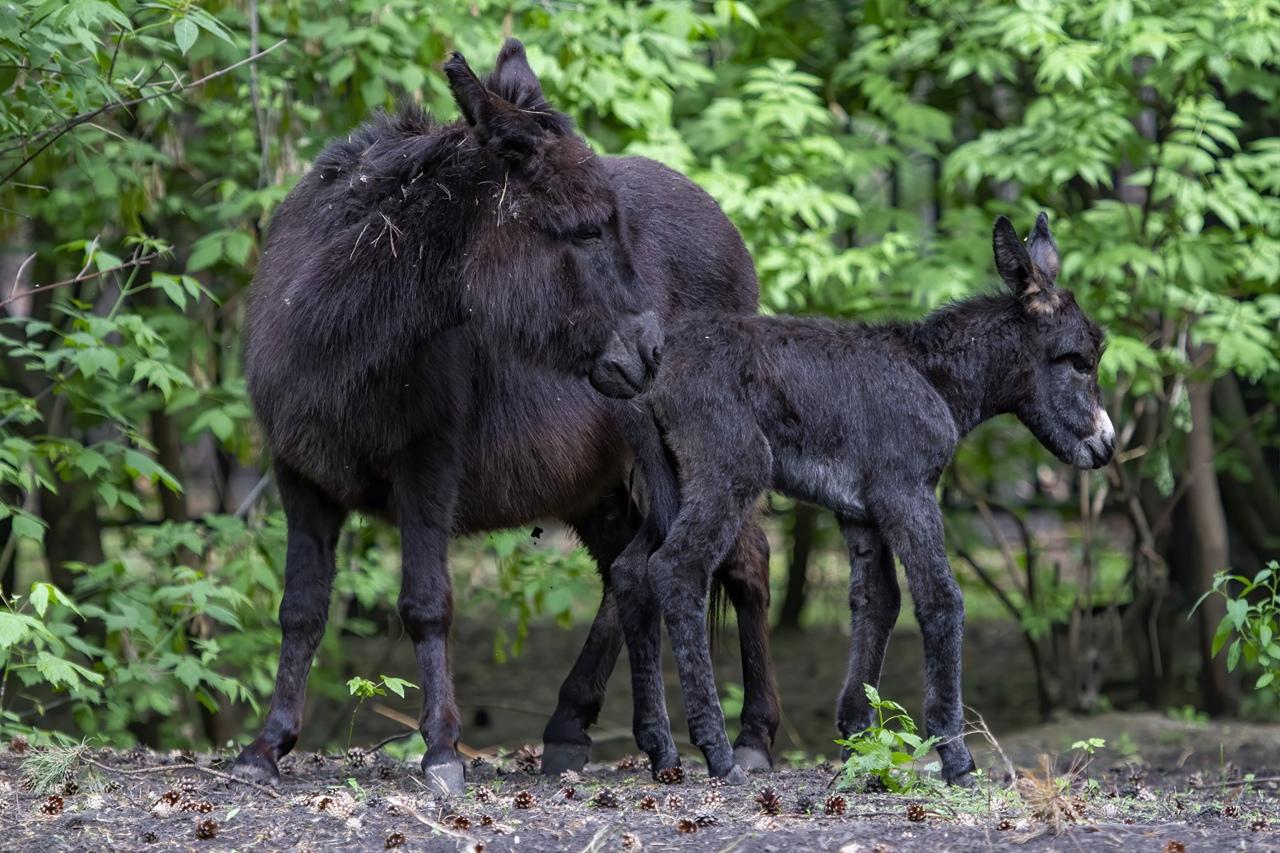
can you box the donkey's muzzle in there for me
[588,311,663,399]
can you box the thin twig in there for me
[81,756,280,798]
[0,253,156,309]
[1198,775,1280,788]
[0,40,287,186]
[7,252,36,303]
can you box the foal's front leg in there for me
[396,450,466,795]
[835,520,901,738]
[234,465,346,781]
[875,490,976,785]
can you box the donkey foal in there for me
[617,213,1115,784]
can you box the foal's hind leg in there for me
[835,520,901,739]
[715,519,780,771]
[540,493,639,775]
[235,465,346,781]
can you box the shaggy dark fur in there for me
[234,40,779,793]
[618,214,1115,783]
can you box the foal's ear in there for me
[993,216,1033,293]
[489,39,548,111]
[993,214,1060,314]
[1026,211,1060,283]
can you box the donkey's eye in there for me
[1058,353,1092,374]
[569,224,602,243]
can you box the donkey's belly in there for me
[452,369,629,533]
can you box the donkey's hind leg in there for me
[234,464,346,782]
[540,493,640,775]
[715,519,780,772]
[835,520,901,740]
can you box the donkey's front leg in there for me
[835,520,901,739]
[876,491,975,785]
[396,453,465,795]
[235,465,346,781]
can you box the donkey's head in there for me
[993,213,1114,469]
[444,40,660,398]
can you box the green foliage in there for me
[1195,562,1280,693]
[345,674,416,748]
[1,0,1278,750]
[1070,737,1106,756]
[835,684,940,793]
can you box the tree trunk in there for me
[1186,375,1237,716]
[776,503,817,631]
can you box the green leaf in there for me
[174,17,198,55]
[11,513,45,542]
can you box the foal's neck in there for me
[904,295,1027,435]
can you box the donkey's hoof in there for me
[231,747,280,784]
[422,759,466,796]
[944,769,977,788]
[720,765,748,786]
[732,745,773,772]
[540,741,591,776]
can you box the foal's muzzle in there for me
[588,311,663,399]
[1073,408,1116,469]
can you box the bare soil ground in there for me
[2,712,1277,853]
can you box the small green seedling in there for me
[346,675,417,747]
[835,684,940,793]
[1070,737,1106,756]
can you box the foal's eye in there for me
[1058,353,1092,374]
[569,224,603,243]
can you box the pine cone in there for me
[615,755,640,772]
[1224,804,1241,818]
[638,795,658,811]
[345,748,369,767]
[514,745,540,774]
[656,766,684,785]
[9,735,29,755]
[906,802,927,822]
[755,787,782,816]
[195,818,219,840]
[178,779,199,797]
[665,793,684,811]
[592,788,619,809]
[181,800,214,814]
[559,770,581,785]
[675,818,699,834]
[40,795,64,816]
[513,791,535,809]
[695,813,718,827]
[385,831,407,849]
[1163,842,1186,853]
[700,790,724,810]
[141,831,158,844]
[480,815,495,827]
[1252,818,1270,832]
[62,780,80,796]
[447,815,472,830]
[795,794,815,814]
[474,786,495,805]
[824,794,846,816]
[620,831,642,850]
[997,818,1014,831]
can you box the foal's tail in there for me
[617,402,680,541]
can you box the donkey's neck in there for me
[904,295,1028,435]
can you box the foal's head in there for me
[993,213,1115,469]
[445,40,661,398]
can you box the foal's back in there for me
[651,313,959,517]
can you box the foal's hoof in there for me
[732,745,773,772]
[720,764,749,786]
[944,769,977,788]
[540,741,591,776]
[422,758,467,796]
[231,745,280,784]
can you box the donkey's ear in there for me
[1026,211,1060,283]
[489,39,548,110]
[992,216,1034,295]
[445,51,497,140]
